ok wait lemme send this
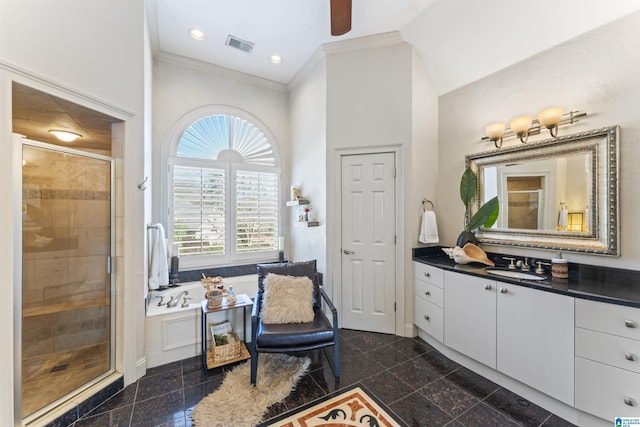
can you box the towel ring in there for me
[422,199,434,212]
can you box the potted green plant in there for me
[457,167,500,247]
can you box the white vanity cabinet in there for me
[575,299,640,420]
[444,271,497,368]
[414,262,444,342]
[496,283,575,406]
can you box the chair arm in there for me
[251,290,263,342]
[319,287,337,314]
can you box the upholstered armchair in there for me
[250,260,340,385]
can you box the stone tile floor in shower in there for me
[73,329,576,427]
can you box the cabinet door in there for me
[444,271,497,369]
[497,284,574,406]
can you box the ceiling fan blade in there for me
[330,0,352,36]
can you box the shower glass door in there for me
[21,140,114,419]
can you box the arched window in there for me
[169,113,280,268]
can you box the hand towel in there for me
[558,207,568,229]
[419,210,439,244]
[148,223,169,291]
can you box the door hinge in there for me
[394,235,397,244]
[107,256,112,274]
[393,168,396,178]
[394,302,397,312]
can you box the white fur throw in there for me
[261,273,315,324]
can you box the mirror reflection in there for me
[467,126,619,256]
[481,151,592,233]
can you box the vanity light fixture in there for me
[538,107,563,137]
[49,129,82,142]
[485,123,506,148]
[510,115,533,143]
[481,109,587,148]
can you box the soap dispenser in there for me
[551,253,568,279]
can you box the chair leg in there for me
[333,341,340,377]
[250,352,259,386]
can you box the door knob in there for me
[343,249,355,254]
[484,284,492,290]
[500,287,508,294]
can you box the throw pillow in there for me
[261,273,315,324]
[257,260,320,307]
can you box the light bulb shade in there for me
[485,123,505,140]
[49,130,82,142]
[538,107,563,127]
[509,116,532,135]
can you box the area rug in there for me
[191,353,311,427]
[258,383,408,427]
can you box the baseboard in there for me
[135,356,147,382]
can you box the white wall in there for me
[151,57,290,250]
[288,54,328,276]
[324,35,416,335]
[437,11,640,269]
[407,51,440,329]
[0,0,147,424]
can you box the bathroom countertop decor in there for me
[413,246,640,308]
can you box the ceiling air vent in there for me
[226,35,254,53]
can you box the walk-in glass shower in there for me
[20,139,114,419]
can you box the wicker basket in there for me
[207,333,243,365]
[206,289,226,308]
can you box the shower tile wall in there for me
[22,146,111,418]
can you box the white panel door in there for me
[341,152,396,333]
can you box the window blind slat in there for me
[173,166,226,256]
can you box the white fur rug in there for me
[191,353,311,427]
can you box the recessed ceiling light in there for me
[49,130,82,142]
[189,28,206,41]
[270,54,283,64]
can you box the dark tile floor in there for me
[72,330,576,427]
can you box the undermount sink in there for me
[485,269,546,281]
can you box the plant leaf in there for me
[467,196,499,231]
[459,167,477,209]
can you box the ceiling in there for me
[12,83,121,154]
[13,1,640,153]
[148,0,640,94]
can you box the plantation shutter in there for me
[236,170,278,253]
[173,165,226,256]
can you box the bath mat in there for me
[259,383,408,427]
[191,353,310,427]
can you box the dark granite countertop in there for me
[413,246,640,308]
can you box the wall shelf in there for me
[295,221,319,227]
[285,199,310,206]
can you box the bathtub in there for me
[144,275,258,368]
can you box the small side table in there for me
[200,293,253,370]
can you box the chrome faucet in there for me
[167,290,189,308]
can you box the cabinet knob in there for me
[425,291,431,296]
[500,287,508,294]
[424,315,430,321]
[484,284,492,290]
[624,397,636,406]
[625,320,637,328]
[625,352,637,361]
[424,272,430,278]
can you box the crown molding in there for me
[289,31,407,90]
[155,51,288,94]
[322,31,406,55]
